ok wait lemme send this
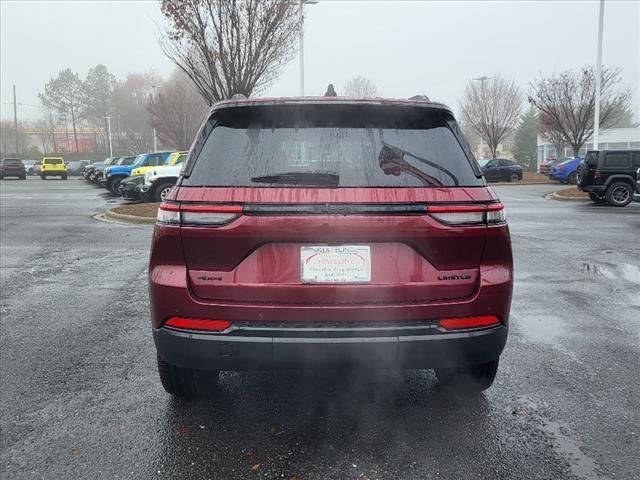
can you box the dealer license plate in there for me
[301,245,371,283]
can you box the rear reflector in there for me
[157,203,242,226]
[164,317,231,332]
[428,203,505,226]
[438,315,500,330]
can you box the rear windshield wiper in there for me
[251,171,339,187]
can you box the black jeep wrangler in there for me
[577,150,640,207]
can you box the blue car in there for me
[104,151,172,193]
[549,156,584,184]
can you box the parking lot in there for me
[1,178,639,480]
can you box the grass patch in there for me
[111,202,160,218]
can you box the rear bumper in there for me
[42,170,66,176]
[580,184,607,194]
[153,324,508,370]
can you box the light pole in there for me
[151,85,159,151]
[593,0,605,150]
[472,76,491,158]
[104,116,113,158]
[298,0,318,96]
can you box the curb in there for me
[492,182,556,186]
[549,192,589,201]
[104,208,156,224]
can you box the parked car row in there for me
[0,157,91,179]
[84,151,187,202]
[577,149,640,207]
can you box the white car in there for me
[140,165,183,202]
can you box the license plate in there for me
[301,245,371,283]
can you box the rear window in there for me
[183,104,482,187]
[43,158,63,165]
[3,159,23,166]
[604,153,630,168]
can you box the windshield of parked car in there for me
[185,105,481,187]
[478,159,490,167]
[132,154,146,166]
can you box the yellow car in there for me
[129,151,187,177]
[41,157,67,180]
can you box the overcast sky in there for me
[1,0,638,122]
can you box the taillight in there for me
[157,203,242,226]
[164,317,231,332]
[594,170,602,180]
[428,203,505,226]
[438,315,500,330]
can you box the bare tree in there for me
[528,66,631,157]
[112,72,162,153]
[539,112,568,158]
[160,0,300,105]
[148,70,210,150]
[343,76,379,97]
[460,75,522,158]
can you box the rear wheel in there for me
[509,173,520,182]
[605,182,633,207]
[567,172,577,185]
[157,354,219,397]
[62,174,68,180]
[588,193,606,204]
[155,182,175,202]
[20,175,26,180]
[435,359,499,392]
[40,174,46,180]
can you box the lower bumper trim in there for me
[153,324,508,371]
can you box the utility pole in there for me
[13,85,19,154]
[104,116,113,158]
[151,85,158,151]
[593,0,605,150]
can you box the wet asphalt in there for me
[1,177,639,480]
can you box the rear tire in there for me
[509,173,520,182]
[435,359,499,392]
[157,354,219,397]
[62,174,67,180]
[20,175,26,180]
[154,182,175,202]
[40,174,46,180]
[567,172,577,185]
[605,182,633,207]
[588,193,606,204]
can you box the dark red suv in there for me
[149,97,513,397]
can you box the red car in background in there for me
[149,97,514,397]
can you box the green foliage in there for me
[82,65,117,123]
[38,68,83,116]
[513,108,538,172]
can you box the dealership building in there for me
[537,127,640,168]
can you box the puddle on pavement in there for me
[620,264,640,284]
[516,315,565,345]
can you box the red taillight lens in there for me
[157,203,242,226]
[594,170,601,179]
[438,315,500,330]
[428,203,505,225]
[164,317,231,332]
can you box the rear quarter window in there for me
[183,104,482,188]
[604,153,630,169]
